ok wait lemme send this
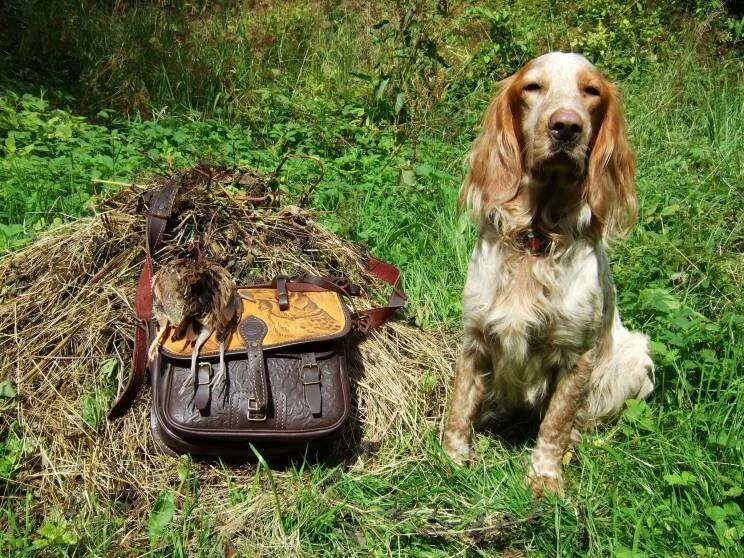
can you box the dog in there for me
[442,52,655,495]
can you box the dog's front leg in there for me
[442,347,487,465]
[528,349,595,496]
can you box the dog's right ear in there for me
[460,74,523,218]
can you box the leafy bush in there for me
[561,0,666,75]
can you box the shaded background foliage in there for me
[2,1,739,118]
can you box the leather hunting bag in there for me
[107,179,405,457]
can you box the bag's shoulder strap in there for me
[107,179,179,420]
[353,257,405,332]
[144,179,180,255]
[293,257,405,332]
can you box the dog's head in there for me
[462,52,636,237]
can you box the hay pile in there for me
[0,164,456,554]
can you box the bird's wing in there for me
[215,288,243,343]
[172,316,197,342]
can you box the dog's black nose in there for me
[549,109,583,142]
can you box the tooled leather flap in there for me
[159,285,350,359]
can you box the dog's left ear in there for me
[584,79,636,238]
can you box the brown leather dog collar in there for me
[516,229,551,256]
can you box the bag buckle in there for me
[246,398,266,421]
[301,363,320,385]
[300,360,322,416]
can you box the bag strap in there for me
[352,257,406,332]
[108,179,179,420]
[293,259,406,332]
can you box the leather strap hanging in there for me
[352,257,406,332]
[293,259,406,332]
[107,179,179,420]
[106,257,153,420]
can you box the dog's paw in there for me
[442,432,471,466]
[526,470,564,498]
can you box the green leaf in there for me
[705,506,727,522]
[177,455,192,483]
[400,169,416,186]
[99,358,118,379]
[663,471,697,487]
[394,92,405,115]
[5,133,16,153]
[0,380,16,399]
[34,515,78,548]
[660,203,681,216]
[722,502,742,517]
[374,78,389,102]
[148,490,175,543]
[638,288,682,314]
[0,223,24,238]
[415,163,433,177]
[621,399,656,432]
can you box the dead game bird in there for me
[148,259,249,387]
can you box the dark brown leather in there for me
[301,352,322,416]
[148,283,352,455]
[145,179,179,255]
[353,257,406,332]
[150,343,349,456]
[275,277,289,311]
[108,179,181,420]
[238,316,269,420]
[293,275,361,297]
[194,362,211,413]
[107,176,406,457]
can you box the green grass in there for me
[1,1,743,556]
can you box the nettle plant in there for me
[562,0,667,77]
[354,2,451,125]
[447,6,537,98]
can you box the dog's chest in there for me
[463,239,602,366]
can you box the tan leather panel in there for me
[161,288,348,357]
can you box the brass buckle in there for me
[247,398,266,421]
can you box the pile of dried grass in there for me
[0,164,456,554]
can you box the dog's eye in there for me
[584,85,601,96]
[523,83,542,92]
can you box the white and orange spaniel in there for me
[442,52,655,495]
